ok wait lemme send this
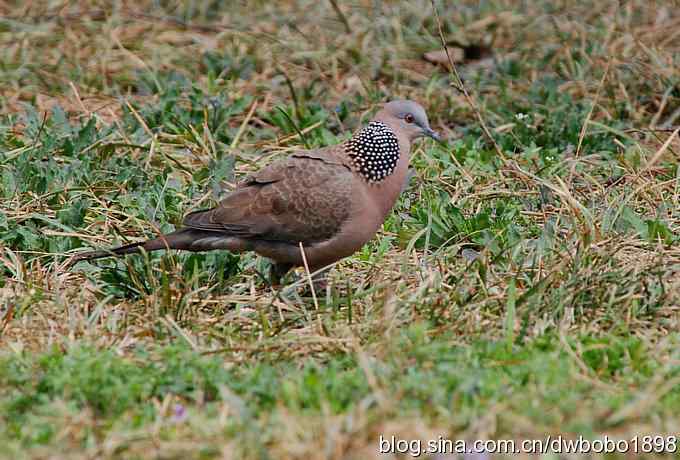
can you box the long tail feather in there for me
[71,229,200,263]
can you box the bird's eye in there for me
[405,114,415,123]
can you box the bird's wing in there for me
[182,152,354,243]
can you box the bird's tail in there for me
[71,229,206,263]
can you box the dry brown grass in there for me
[2,0,680,458]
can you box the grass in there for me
[1,0,680,458]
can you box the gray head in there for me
[375,100,440,141]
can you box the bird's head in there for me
[375,100,440,142]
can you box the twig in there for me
[230,100,258,150]
[279,68,302,122]
[299,242,319,310]
[69,81,90,116]
[568,59,611,186]
[641,127,680,173]
[328,0,352,34]
[624,127,680,133]
[275,106,311,149]
[31,111,48,151]
[429,0,504,160]
[575,59,611,158]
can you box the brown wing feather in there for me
[183,153,353,243]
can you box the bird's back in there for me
[183,147,356,244]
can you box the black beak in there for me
[423,127,441,142]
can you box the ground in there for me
[1,1,680,459]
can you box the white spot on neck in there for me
[345,121,400,183]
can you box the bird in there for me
[72,100,440,288]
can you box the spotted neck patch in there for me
[344,121,400,183]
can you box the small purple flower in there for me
[172,403,187,423]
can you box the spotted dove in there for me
[74,100,439,285]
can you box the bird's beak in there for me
[423,127,441,142]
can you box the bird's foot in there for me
[298,269,329,297]
[269,262,294,289]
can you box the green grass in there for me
[2,0,680,458]
[3,331,678,459]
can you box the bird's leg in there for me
[269,262,294,288]
[307,266,330,294]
